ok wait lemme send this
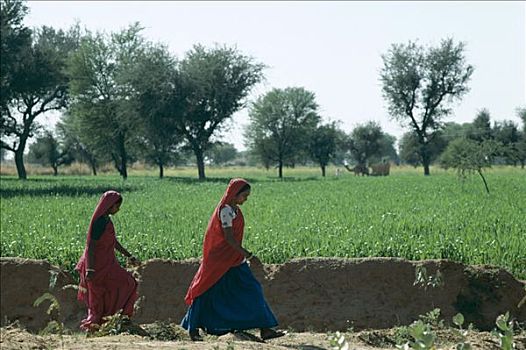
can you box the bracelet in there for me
[246,252,254,260]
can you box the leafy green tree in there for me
[381,38,473,175]
[125,42,182,178]
[67,24,145,179]
[347,121,384,168]
[466,109,493,142]
[1,24,80,179]
[376,132,399,164]
[0,0,31,109]
[399,130,447,167]
[176,44,264,180]
[440,138,499,194]
[246,87,321,178]
[27,130,73,176]
[56,112,100,175]
[206,142,238,165]
[308,121,342,176]
[493,120,520,165]
[441,121,470,143]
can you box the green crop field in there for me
[1,166,525,279]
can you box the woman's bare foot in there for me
[260,328,286,340]
[189,329,203,341]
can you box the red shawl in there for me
[184,178,249,305]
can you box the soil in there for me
[1,257,525,349]
[1,323,525,350]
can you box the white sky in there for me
[25,1,526,151]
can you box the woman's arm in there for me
[222,227,252,258]
[115,240,132,258]
[116,240,140,265]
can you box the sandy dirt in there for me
[1,324,525,350]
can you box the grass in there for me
[1,165,525,279]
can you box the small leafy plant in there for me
[329,331,350,350]
[452,313,472,350]
[492,312,515,350]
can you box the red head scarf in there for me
[184,178,250,305]
[76,191,122,270]
[86,191,122,241]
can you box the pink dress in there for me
[75,191,138,330]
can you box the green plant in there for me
[2,169,525,280]
[492,312,515,350]
[33,292,64,336]
[419,309,444,330]
[329,331,350,350]
[396,320,437,350]
[452,313,472,350]
[33,270,68,349]
[90,311,148,337]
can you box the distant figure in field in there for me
[182,178,285,341]
[370,162,390,176]
[343,162,369,176]
[335,168,341,177]
[75,191,140,332]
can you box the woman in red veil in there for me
[181,178,285,341]
[75,190,139,331]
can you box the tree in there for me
[246,87,321,178]
[376,132,399,164]
[347,121,384,168]
[466,109,493,142]
[27,130,72,176]
[440,138,499,194]
[399,130,448,167]
[67,24,145,179]
[125,42,182,178]
[206,142,238,165]
[309,121,341,177]
[381,38,474,175]
[56,112,100,175]
[0,0,31,109]
[493,120,520,165]
[176,44,264,180]
[1,24,80,179]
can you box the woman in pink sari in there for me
[75,190,139,331]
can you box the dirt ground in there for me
[1,323,525,350]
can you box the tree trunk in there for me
[477,169,490,194]
[420,143,431,176]
[14,149,27,180]
[195,148,206,181]
[278,159,283,179]
[52,165,58,176]
[423,162,430,176]
[118,133,127,180]
[91,163,97,176]
[159,162,164,179]
[321,165,326,177]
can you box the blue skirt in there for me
[181,262,278,335]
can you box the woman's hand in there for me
[128,256,141,266]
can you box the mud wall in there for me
[1,257,524,332]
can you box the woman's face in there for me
[234,190,250,205]
[108,201,122,215]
